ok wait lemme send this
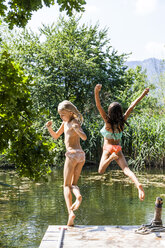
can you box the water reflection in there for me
[0,167,165,248]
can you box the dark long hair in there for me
[107,102,128,133]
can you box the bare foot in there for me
[98,152,119,174]
[70,195,82,211]
[138,184,145,201]
[67,211,75,226]
[110,152,119,161]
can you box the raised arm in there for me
[45,121,64,139]
[94,84,108,122]
[124,88,149,121]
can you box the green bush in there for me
[122,114,165,169]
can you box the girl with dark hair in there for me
[94,84,149,201]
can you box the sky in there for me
[27,0,165,61]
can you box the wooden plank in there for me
[57,227,66,248]
[39,225,165,248]
[39,225,67,248]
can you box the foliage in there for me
[0,16,164,175]
[122,114,165,169]
[82,117,103,164]
[0,50,54,179]
[3,16,131,116]
[0,0,86,28]
[1,16,138,164]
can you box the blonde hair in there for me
[58,100,83,125]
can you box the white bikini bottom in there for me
[65,149,85,163]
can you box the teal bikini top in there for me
[100,125,123,140]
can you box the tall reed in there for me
[122,114,165,169]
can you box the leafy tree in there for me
[3,16,130,115]
[3,16,155,161]
[1,16,162,169]
[0,50,54,179]
[0,0,86,28]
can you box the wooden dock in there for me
[39,225,165,248]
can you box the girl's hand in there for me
[72,123,79,130]
[143,88,149,95]
[95,84,102,92]
[72,122,87,140]
[45,121,52,128]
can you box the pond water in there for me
[0,166,165,248]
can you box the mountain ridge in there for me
[125,58,165,81]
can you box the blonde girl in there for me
[46,100,87,226]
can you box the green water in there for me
[0,167,165,248]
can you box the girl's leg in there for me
[71,161,85,211]
[98,150,118,174]
[63,157,77,226]
[116,151,145,201]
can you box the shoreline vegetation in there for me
[0,16,164,179]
